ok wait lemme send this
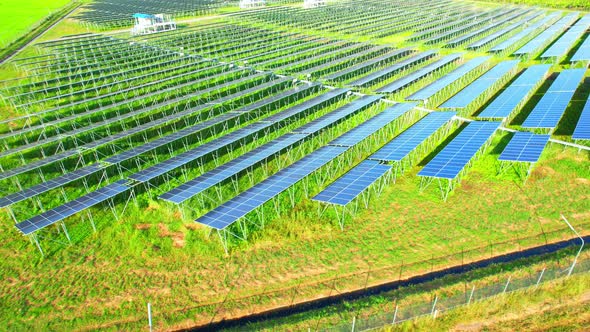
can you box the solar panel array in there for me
[571,34,590,62]
[440,60,519,109]
[498,132,550,163]
[324,48,413,81]
[195,146,348,230]
[312,160,391,206]
[418,121,500,179]
[329,102,416,147]
[15,180,130,235]
[514,12,579,56]
[159,133,309,204]
[468,11,543,49]
[477,64,551,119]
[522,68,586,129]
[489,12,561,52]
[542,14,590,58]
[350,51,437,87]
[376,54,462,93]
[572,97,590,140]
[370,111,457,162]
[407,56,490,101]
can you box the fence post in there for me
[147,302,153,332]
[503,276,512,294]
[468,285,475,305]
[392,305,398,325]
[351,316,356,332]
[536,268,546,288]
[431,295,438,318]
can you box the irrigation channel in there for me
[186,234,588,331]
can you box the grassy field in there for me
[0,0,73,48]
[476,0,590,11]
[0,1,589,331]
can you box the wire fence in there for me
[322,248,590,332]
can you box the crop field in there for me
[0,0,589,330]
[0,0,72,48]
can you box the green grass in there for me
[0,0,73,48]
[474,0,590,11]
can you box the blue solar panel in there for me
[542,14,590,58]
[0,164,103,208]
[440,60,520,109]
[376,54,462,94]
[490,13,561,52]
[312,160,391,206]
[370,111,456,162]
[195,146,348,230]
[468,11,543,49]
[418,121,500,179]
[514,13,579,56]
[477,64,551,119]
[129,89,350,183]
[293,95,381,134]
[15,180,130,235]
[407,56,491,101]
[571,34,590,62]
[350,51,437,87]
[330,103,416,147]
[499,132,550,162]
[262,88,349,123]
[522,69,586,129]
[159,133,308,204]
[572,96,590,140]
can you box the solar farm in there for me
[0,0,589,330]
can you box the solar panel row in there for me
[489,12,561,52]
[514,12,579,56]
[572,96,590,140]
[418,121,500,179]
[571,34,590,62]
[350,51,437,87]
[468,11,543,49]
[522,68,586,129]
[477,64,551,119]
[440,60,519,109]
[376,53,462,94]
[15,180,130,235]
[324,48,413,81]
[498,132,550,163]
[329,103,417,147]
[407,56,490,101]
[195,146,348,230]
[312,160,391,206]
[370,111,457,162]
[542,14,590,58]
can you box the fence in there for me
[323,248,590,332]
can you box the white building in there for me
[239,0,266,9]
[304,0,326,8]
[131,13,177,36]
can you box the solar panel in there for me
[418,121,500,179]
[572,97,590,140]
[0,164,103,208]
[522,69,586,129]
[370,111,456,162]
[329,102,416,147]
[350,51,437,87]
[571,33,590,62]
[477,64,551,119]
[407,56,491,101]
[514,13,579,56]
[468,11,543,49]
[440,60,519,109]
[194,146,348,230]
[324,48,413,81]
[542,14,590,58]
[159,133,308,204]
[293,95,382,134]
[15,180,130,235]
[376,54,462,94]
[312,160,390,206]
[498,132,550,163]
[262,88,350,123]
[489,12,561,52]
